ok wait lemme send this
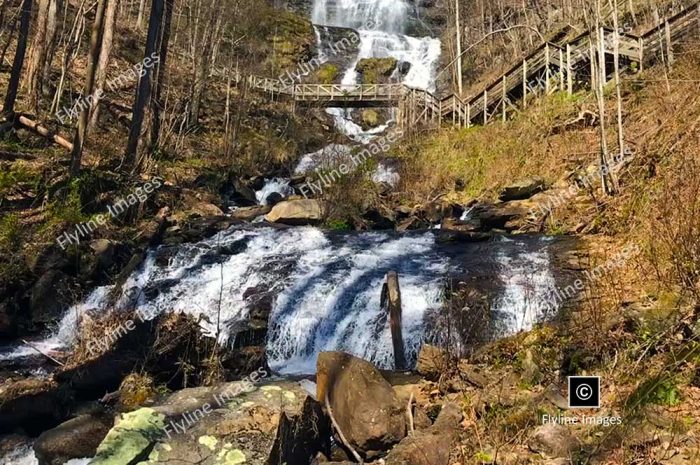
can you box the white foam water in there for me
[255,178,295,204]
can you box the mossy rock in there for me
[355,58,398,84]
[91,408,165,465]
[317,63,339,84]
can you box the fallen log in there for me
[17,115,73,151]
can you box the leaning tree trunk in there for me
[124,0,164,174]
[3,0,33,117]
[69,0,108,177]
[89,0,119,130]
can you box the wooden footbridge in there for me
[236,2,700,129]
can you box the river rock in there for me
[527,423,580,458]
[90,380,330,465]
[316,352,406,458]
[499,177,547,201]
[34,413,113,465]
[416,344,447,381]
[384,402,463,465]
[265,199,327,225]
[29,269,73,326]
[230,205,272,221]
[0,378,74,435]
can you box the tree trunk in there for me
[124,0,164,174]
[89,0,119,130]
[148,0,174,153]
[25,0,50,111]
[3,0,33,117]
[69,0,108,177]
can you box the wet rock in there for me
[190,202,225,217]
[265,192,284,206]
[362,208,395,230]
[34,413,113,465]
[265,199,327,225]
[528,423,580,458]
[384,402,462,465]
[317,352,406,458]
[499,177,547,201]
[230,205,272,221]
[0,378,74,434]
[0,298,18,338]
[29,269,73,326]
[232,179,259,206]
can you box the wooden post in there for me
[545,43,550,93]
[467,102,471,128]
[522,59,527,108]
[502,76,507,122]
[665,19,674,65]
[483,90,488,125]
[381,271,405,370]
[638,37,644,71]
[589,37,596,91]
[559,48,565,90]
[566,43,573,94]
[452,94,457,126]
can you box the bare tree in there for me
[89,0,120,130]
[3,0,34,117]
[70,0,108,177]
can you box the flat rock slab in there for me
[89,380,326,465]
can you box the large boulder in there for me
[499,177,547,201]
[230,205,272,221]
[34,413,113,465]
[384,402,463,465]
[317,352,406,458]
[265,199,327,225]
[0,297,18,338]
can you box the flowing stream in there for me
[1,228,562,374]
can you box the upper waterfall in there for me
[312,0,411,34]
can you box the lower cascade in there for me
[1,227,563,375]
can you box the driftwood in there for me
[407,392,415,434]
[325,395,363,464]
[21,339,65,366]
[17,115,73,151]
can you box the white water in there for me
[1,227,563,375]
[255,178,295,205]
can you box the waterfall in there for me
[1,227,563,375]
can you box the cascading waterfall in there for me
[1,227,562,375]
[310,0,441,144]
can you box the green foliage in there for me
[355,57,398,84]
[626,376,682,412]
[0,213,20,251]
[0,161,41,196]
[325,219,351,231]
[317,63,339,84]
